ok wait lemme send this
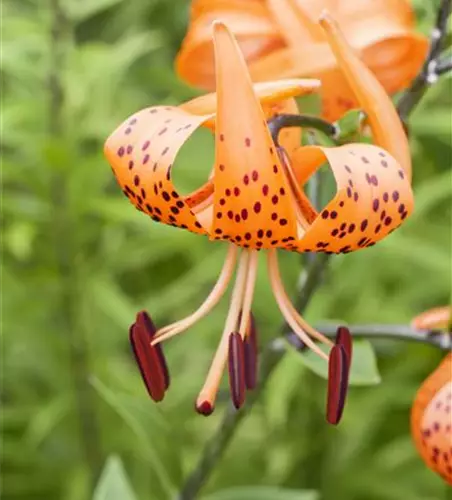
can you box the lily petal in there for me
[210,22,298,247]
[104,106,214,234]
[288,143,413,254]
[319,12,412,180]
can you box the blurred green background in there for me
[2,1,451,499]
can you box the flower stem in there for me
[397,0,451,121]
[268,114,338,147]
[437,56,452,75]
[284,324,452,352]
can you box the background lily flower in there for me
[411,306,452,484]
[177,0,428,121]
[411,353,452,485]
[104,20,414,422]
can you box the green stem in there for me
[268,114,338,147]
[49,0,102,482]
[284,323,452,351]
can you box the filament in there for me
[153,244,238,345]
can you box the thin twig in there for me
[397,0,451,121]
[437,56,452,75]
[284,324,452,352]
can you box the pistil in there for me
[196,250,253,413]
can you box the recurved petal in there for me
[104,106,213,234]
[180,79,320,125]
[176,0,279,90]
[210,22,298,248]
[319,12,412,181]
[288,143,413,254]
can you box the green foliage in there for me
[93,456,138,500]
[2,0,451,499]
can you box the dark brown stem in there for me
[49,0,103,482]
[268,114,338,147]
[397,0,451,121]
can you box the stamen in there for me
[244,313,258,390]
[228,332,246,409]
[267,249,332,360]
[278,147,318,231]
[196,250,251,414]
[153,244,238,344]
[326,344,349,425]
[129,322,166,402]
[136,311,170,390]
[335,326,352,369]
[238,251,259,337]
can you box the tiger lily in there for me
[104,16,414,423]
[411,306,452,484]
[177,0,428,121]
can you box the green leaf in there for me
[90,377,174,497]
[335,109,364,143]
[201,487,319,500]
[295,339,381,386]
[93,455,137,500]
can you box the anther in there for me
[129,321,166,402]
[326,344,349,425]
[136,311,170,390]
[335,326,352,371]
[228,332,246,409]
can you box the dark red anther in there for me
[335,326,352,369]
[326,344,349,425]
[195,400,214,416]
[244,313,258,390]
[228,332,246,409]
[129,322,166,402]
[136,311,170,390]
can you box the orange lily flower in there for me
[177,0,428,121]
[412,306,452,331]
[104,19,413,423]
[411,307,452,484]
[412,353,452,485]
